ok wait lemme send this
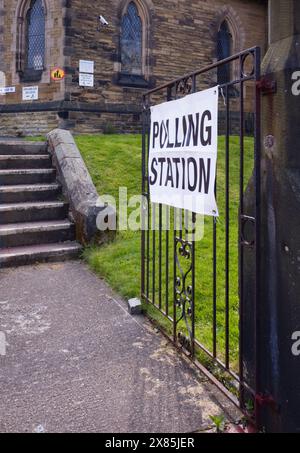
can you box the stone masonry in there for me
[0,0,267,135]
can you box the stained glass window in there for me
[217,21,232,84]
[26,0,45,71]
[121,2,143,75]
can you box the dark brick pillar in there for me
[257,0,300,433]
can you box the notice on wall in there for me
[0,86,16,95]
[79,60,94,74]
[79,73,94,88]
[22,86,39,101]
[148,86,219,217]
[79,60,94,88]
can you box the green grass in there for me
[76,134,143,298]
[76,134,254,369]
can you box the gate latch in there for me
[257,77,277,95]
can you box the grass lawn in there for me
[76,134,254,370]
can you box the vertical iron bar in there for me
[166,205,169,316]
[238,56,245,406]
[146,105,150,301]
[165,86,172,316]
[192,74,196,93]
[147,201,150,301]
[254,47,261,422]
[190,71,196,352]
[152,202,156,305]
[159,204,162,309]
[213,186,217,358]
[191,212,196,357]
[173,208,177,342]
[225,84,230,369]
[141,97,146,299]
[179,209,183,240]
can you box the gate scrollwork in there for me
[174,237,194,355]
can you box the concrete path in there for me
[0,261,239,433]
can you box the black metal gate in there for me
[141,47,261,417]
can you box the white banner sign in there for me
[149,87,219,217]
[22,86,38,101]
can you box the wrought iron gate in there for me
[141,47,261,416]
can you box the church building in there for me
[0,0,267,136]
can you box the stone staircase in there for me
[0,141,82,268]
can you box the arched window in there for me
[25,0,45,71]
[120,2,143,75]
[15,0,46,81]
[217,20,233,84]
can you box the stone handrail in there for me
[47,129,116,245]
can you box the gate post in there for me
[257,0,300,432]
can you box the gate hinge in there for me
[255,393,280,412]
[256,77,277,95]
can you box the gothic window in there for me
[120,2,143,75]
[25,0,45,71]
[217,20,233,85]
[16,0,46,82]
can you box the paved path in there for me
[0,261,239,433]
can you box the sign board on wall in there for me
[79,60,94,88]
[51,67,65,81]
[22,86,39,101]
[79,73,94,88]
[79,60,94,74]
[0,86,16,95]
[148,87,219,217]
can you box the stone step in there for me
[0,141,47,155]
[0,220,76,248]
[0,183,61,203]
[0,242,82,268]
[0,169,56,185]
[0,201,69,224]
[0,155,52,170]
[0,141,81,268]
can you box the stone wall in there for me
[65,0,267,112]
[0,111,59,137]
[0,0,66,106]
[0,0,267,135]
[61,111,142,135]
